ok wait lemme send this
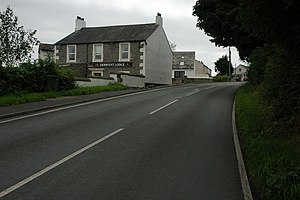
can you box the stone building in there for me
[172,51,211,78]
[232,64,248,81]
[54,14,172,85]
[38,43,54,60]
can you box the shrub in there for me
[213,75,231,82]
[55,67,75,90]
[249,45,300,135]
[236,84,300,200]
[0,58,76,95]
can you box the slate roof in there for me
[55,23,159,45]
[39,43,54,51]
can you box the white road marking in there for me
[204,86,216,90]
[149,100,178,115]
[232,101,253,200]
[0,88,168,124]
[0,128,124,198]
[185,86,216,97]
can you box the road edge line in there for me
[232,100,253,200]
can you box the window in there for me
[93,44,103,62]
[174,71,185,78]
[67,45,76,62]
[119,43,130,61]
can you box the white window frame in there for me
[93,43,103,62]
[119,42,130,61]
[67,45,76,63]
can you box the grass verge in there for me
[0,83,129,106]
[235,83,300,200]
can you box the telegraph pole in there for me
[228,46,231,78]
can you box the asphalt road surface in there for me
[0,83,244,200]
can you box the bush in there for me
[55,67,75,90]
[213,75,231,82]
[249,45,300,135]
[0,58,76,95]
[236,84,300,200]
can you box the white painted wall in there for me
[76,78,114,87]
[121,74,145,88]
[172,69,194,78]
[233,65,248,75]
[145,23,172,85]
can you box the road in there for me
[0,82,244,200]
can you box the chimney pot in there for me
[75,16,86,31]
[155,13,163,26]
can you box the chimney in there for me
[75,16,86,31]
[156,13,163,26]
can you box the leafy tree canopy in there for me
[192,0,262,60]
[0,6,39,67]
[214,55,233,76]
[238,0,300,52]
[193,0,300,59]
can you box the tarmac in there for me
[0,89,144,120]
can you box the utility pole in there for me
[228,46,231,78]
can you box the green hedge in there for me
[236,84,300,200]
[0,58,75,95]
[213,75,231,82]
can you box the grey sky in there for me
[1,0,245,71]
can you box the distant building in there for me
[232,64,249,81]
[54,14,172,85]
[194,60,212,78]
[172,51,211,78]
[38,43,54,60]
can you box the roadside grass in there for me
[235,83,300,200]
[0,83,128,106]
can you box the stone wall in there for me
[56,42,142,78]
[172,51,195,69]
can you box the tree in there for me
[0,6,39,67]
[238,0,300,51]
[192,0,262,60]
[169,40,177,52]
[214,55,233,76]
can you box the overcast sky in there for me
[1,0,246,71]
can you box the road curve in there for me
[0,83,244,200]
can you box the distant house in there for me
[194,60,212,78]
[54,14,172,85]
[38,43,54,60]
[172,51,211,78]
[232,64,249,81]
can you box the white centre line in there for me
[0,88,168,124]
[0,128,124,198]
[149,100,178,115]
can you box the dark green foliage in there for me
[212,75,231,82]
[55,66,75,91]
[236,84,300,200]
[0,58,76,95]
[214,55,233,76]
[0,84,128,106]
[238,0,300,51]
[192,0,262,60]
